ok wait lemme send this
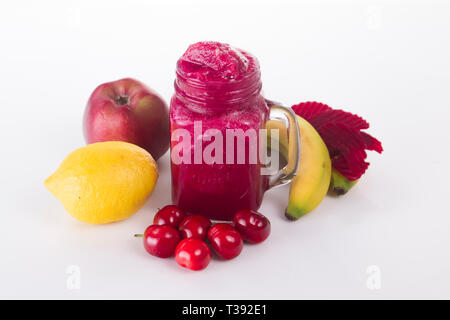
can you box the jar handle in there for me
[265,102,301,189]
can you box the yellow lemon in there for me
[44,141,158,224]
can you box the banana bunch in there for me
[266,115,357,220]
[330,169,358,196]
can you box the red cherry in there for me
[179,215,212,240]
[175,238,211,271]
[153,205,186,228]
[233,209,271,244]
[140,225,180,258]
[207,223,243,260]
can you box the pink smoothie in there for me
[170,42,269,220]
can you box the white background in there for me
[1,0,449,299]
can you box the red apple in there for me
[83,78,169,160]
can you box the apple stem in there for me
[134,234,144,238]
[115,95,130,106]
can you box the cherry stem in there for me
[134,234,144,238]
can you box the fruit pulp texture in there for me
[170,42,269,220]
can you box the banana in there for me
[265,119,289,166]
[285,116,331,220]
[266,116,331,220]
[329,168,358,196]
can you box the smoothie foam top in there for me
[177,42,258,82]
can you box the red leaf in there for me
[310,109,369,131]
[291,101,382,180]
[360,131,383,153]
[291,101,331,122]
[319,123,368,180]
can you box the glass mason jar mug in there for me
[169,42,300,221]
